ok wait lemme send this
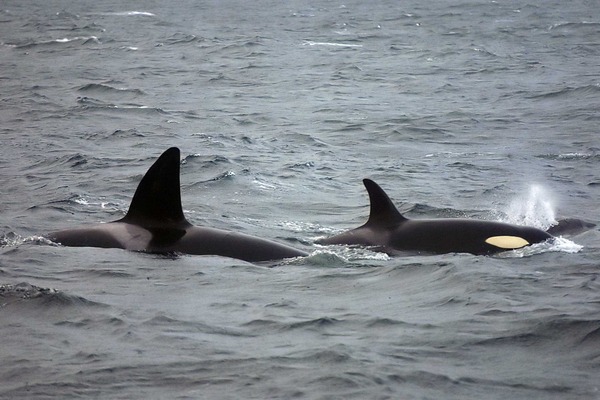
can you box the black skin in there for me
[47,147,307,262]
[317,179,574,256]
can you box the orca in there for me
[47,147,307,262]
[317,179,588,256]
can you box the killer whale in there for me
[317,179,585,256]
[47,147,307,262]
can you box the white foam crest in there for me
[551,236,584,253]
[1,234,54,248]
[311,244,390,262]
[504,184,557,230]
[1,232,25,247]
[111,11,156,17]
[278,221,324,233]
[25,235,57,246]
[302,40,363,48]
[252,179,276,190]
[55,36,100,44]
[73,197,89,205]
[297,249,350,266]
[70,196,123,213]
[499,237,582,258]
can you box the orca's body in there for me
[47,148,306,262]
[317,179,581,256]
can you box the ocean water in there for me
[1,0,599,398]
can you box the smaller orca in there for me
[317,179,586,256]
[47,147,307,262]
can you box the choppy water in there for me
[1,0,599,398]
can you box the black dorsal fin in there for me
[119,147,188,227]
[363,179,407,227]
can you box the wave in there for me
[163,33,203,46]
[1,233,61,251]
[473,316,600,351]
[74,96,167,115]
[527,84,600,101]
[302,248,390,265]
[365,317,424,329]
[182,153,231,166]
[143,315,253,338]
[64,268,135,279]
[78,83,145,96]
[242,316,351,335]
[536,152,600,162]
[286,317,340,331]
[8,36,100,49]
[1,232,28,248]
[26,151,129,174]
[243,312,440,339]
[302,40,363,48]
[496,237,582,258]
[106,11,156,17]
[0,282,104,308]
[549,21,600,31]
[286,347,353,364]
[196,170,237,184]
[388,371,576,397]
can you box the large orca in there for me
[317,179,588,256]
[47,147,307,262]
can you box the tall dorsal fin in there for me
[119,147,188,227]
[363,179,407,227]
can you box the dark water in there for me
[1,0,599,398]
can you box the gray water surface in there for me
[1,1,599,398]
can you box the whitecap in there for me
[499,237,582,258]
[73,197,90,205]
[302,40,363,48]
[310,245,390,263]
[551,236,584,253]
[112,11,155,17]
[252,179,276,190]
[55,36,100,44]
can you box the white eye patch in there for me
[485,236,530,249]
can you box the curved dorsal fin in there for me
[120,147,188,227]
[363,179,407,227]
